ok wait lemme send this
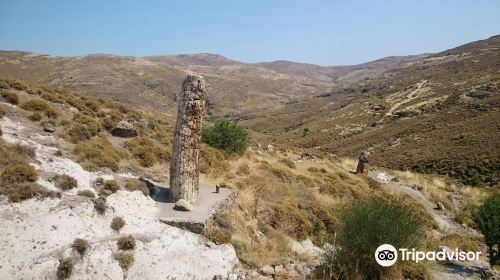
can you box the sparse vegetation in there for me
[475,192,500,265]
[73,113,101,135]
[0,90,19,105]
[56,258,73,279]
[202,120,249,154]
[124,137,170,167]
[72,238,90,254]
[1,163,38,184]
[53,174,78,191]
[278,158,296,169]
[29,112,42,122]
[115,252,134,270]
[111,217,126,232]
[117,235,136,250]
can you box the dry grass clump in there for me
[203,221,232,244]
[77,189,96,198]
[124,137,170,167]
[73,137,122,171]
[111,217,126,232]
[0,90,19,105]
[53,174,78,191]
[117,235,136,250]
[438,233,481,252]
[21,98,51,112]
[235,163,250,176]
[200,144,230,177]
[56,257,73,279]
[67,124,92,143]
[125,179,150,196]
[115,252,134,270]
[44,108,58,119]
[0,79,27,91]
[93,197,107,214]
[0,106,5,119]
[72,238,90,254]
[104,180,120,193]
[29,112,42,122]
[279,158,296,169]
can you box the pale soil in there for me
[0,115,240,279]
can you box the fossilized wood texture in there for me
[169,75,206,205]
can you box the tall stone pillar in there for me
[169,75,206,205]
[356,150,370,175]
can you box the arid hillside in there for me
[0,51,424,118]
[242,35,500,185]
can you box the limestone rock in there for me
[42,122,55,133]
[174,199,194,211]
[111,120,138,138]
[169,75,206,205]
[260,265,274,276]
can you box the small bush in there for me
[307,166,319,173]
[29,112,42,122]
[236,163,250,176]
[67,124,92,143]
[124,137,170,167]
[56,257,73,279]
[94,197,107,214]
[72,238,89,254]
[1,163,38,184]
[273,196,312,240]
[202,120,249,154]
[3,79,27,91]
[279,158,296,169]
[203,222,232,244]
[53,174,78,191]
[77,189,96,198]
[0,90,19,105]
[73,137,122,171]
[21,98,51,112]
[104,180,120,193]
[111,217,126,232]
[125,179,149,196]
[468,176,482,187]
[475,193,500,265]
[45,108,58,119]
[73,113,101,135]
[115,252,134,270]
[117,235,136,250]
[320,199,426,279]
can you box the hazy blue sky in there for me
[1,0,499,65]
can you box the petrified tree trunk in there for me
[355,150,370,175]
[169,75,206,205]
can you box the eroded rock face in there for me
[111,120,138,138]
[169,75,206,205]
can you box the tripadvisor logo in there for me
[375,244,482,266]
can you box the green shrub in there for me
[1,164,37,184]
[320,199,426,279]
[53,174,77,191]
[111,217,126,232]
[475,193,500,265]
[21,99,50,111]
[73,137,121,171]
[117,235,136,250]
[468,176,482,187]
[0,90,19,105]
[77,189,96,198]
[72,238,89,254]
[202,120,249,154]
[29,112,42,122]
[115,252,134,270]
[104,180,120,193]
[56,257,73,279]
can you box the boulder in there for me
[111,121,138,138]
[174,199,194,211]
